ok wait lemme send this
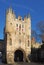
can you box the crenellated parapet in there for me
[6,8,31,22]
[6,10,31,32]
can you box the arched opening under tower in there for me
[14,49,25,62]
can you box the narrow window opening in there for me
[10,38,12,45]
[16,24,18,27]
[28,40,29,46]
[19,24,21,31]
[19,39,21,44]
[10,23,12,25]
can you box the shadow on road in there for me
[0,58,44,65]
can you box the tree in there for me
[36,21,44,43]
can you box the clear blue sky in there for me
[0,0,44,39]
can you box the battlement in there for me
[6,8,31,22]
[5,8,31,34]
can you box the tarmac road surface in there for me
[0,62,44,65]
[0,59,44,65]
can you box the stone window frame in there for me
[22,24,25,32]
[10,38,12,45]
[28,40,29,46]
[19,24,21,31]
[19,39,21,44]
[16,23,19,31]
[16,24,18,27]
[10,23,12,25]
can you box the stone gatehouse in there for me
[1,8,31,64]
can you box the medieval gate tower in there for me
[5,8,31,64]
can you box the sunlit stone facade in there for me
[5,8,31,64]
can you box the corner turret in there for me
[5,8,16,33]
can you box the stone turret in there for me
[5,8,16,33]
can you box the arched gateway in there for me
[14,49,26,62]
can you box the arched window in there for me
[19,24,21,31]
[16,24,18,30]
[28,40,29,46]
[10,38,12,45]
[10,23,12,25]
[19,39,21,44]
[16,24,18,27]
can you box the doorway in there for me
[14,50,23,62]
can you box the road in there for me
[0,59,44,65]
[0,62,44,65]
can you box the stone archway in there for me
[14,49,26,62]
